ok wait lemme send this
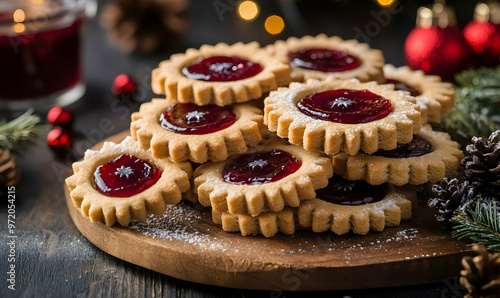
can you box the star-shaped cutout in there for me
[185,111,207,122]
[115,166,134,178]
[248,159,268,169]
[331,97,353,108]
[209,62,234,72]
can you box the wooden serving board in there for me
[65,131,473,291]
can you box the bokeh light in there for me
[377,0,395,6]
[265,15,284,35]
[13,9,26,23]
[13,23,25,33]
[238,1,259,21]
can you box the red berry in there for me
[112,74,137,98]
[47,127,72,156]
[47,106,73,129]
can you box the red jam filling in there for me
[386,79,421,97]
[182,56,263,82]
[94,154,161,198]
[297,89,392,124]
[316,175,387,205]
[160,103,237,135]
[222,149,302,185]
[372,135,434,158]
[288,48,360,72]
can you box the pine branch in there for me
[439,98,498,144]
[452,199,500,253]
[455,66,500,88]
[459,87,500,109]
[0,109,43,152]
[439,67,500,145]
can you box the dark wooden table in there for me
[1,1,475,296]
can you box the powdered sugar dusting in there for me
[385,228,419,242]
[129,203,230,251]
[127,201,422,261]
[84,136,151,157]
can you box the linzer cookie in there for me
[383,64,455,123]
[131,98,265,163]
[152,42,291,106]
[65,137,192,226]
[298,177,415,235]
[211,176,415,237]
[331,125,463,185]
[194,137,333,216]
[268,34,385,83]
[212,207,297,238]
[264,77,421,155]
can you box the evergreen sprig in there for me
[452,199,500,253]
[439,67,500,145]
[0,109,43,152]
[455,66,500,88]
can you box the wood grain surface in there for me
[64,131,474,291]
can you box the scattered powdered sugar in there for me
[84,137,134,156]
[127,202,421,260]
[387,228,419,242]
[84,136,152,157]
[129,202,231,251]
[372,227,418,244]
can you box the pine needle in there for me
[439,67,500,145]
[455,66,500,87]
[452,199,500,253]
[0,109,43,152]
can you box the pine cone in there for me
[462,130,500,195]
[428,178,476,227]
[461,245,500,298]
[100,0,188,54]
[0,148,20,189]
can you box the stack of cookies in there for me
[66,34,463,237]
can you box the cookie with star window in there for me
[65,137,192,226]
[264,77,421,156]
[131,98,266,163]
[211,176,415,237]
[383,64,455,123]
[194,137,333,217]
[152,42,292,106]
[267,34,385,83]
[331,125,463,185]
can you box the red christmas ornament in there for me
[47,127,72,156]
[404,2,473,81]
[47,106,73,129]
[463,2,500,67]
[112,74,137,101]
